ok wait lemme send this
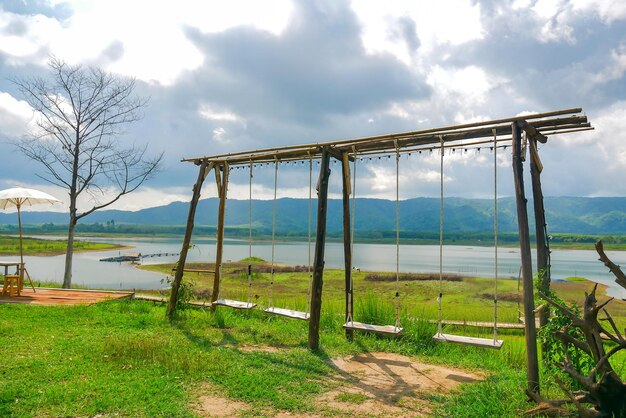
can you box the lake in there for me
[3,236,625,299]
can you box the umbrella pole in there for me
[16,204,36,294]
[17,203,23,295]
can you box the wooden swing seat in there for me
[264,307,309,320]
[433,332,504,349]
[343,321,403,336]
[211,298,256,310]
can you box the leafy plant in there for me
[536,278,594,383]
[162,269,195,313]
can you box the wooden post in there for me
[211,163,229,305]
[529,138,550,330]
[341,151,354,341]
[167,161,212,318]
[308,147,332,350]
[512,122,540,394]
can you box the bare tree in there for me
[12,57,162,288]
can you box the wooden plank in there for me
[183,269,215,274]
[433,333,503,349]
[212,298,256,310]
[0,288,133,306]
[308,147,331,350]
[343,321,403,336]
[428,319,525,330]
[512,121,541,394]
[167,161,212,318]
[264,307,309,320]
[529,139,543,173]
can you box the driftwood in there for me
[526,241,626,417]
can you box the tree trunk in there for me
[62,213,76,288]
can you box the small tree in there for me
[12,57,162,288]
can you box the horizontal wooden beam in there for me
[184,109,590,166]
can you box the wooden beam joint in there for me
[518,120,548,144]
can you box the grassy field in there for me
[1,260,625,417]
[0,235,122,256]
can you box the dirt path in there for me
[192,351,482,417]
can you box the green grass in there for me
[3,260,625,416]
[0,235,122,256]
[0,299,534,417]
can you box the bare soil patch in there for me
[324,352,483,417]
[191,383,249,418]
[192,351,483,417]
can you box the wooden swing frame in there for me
[168,107,592,395]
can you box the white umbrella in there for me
[0,187,61,293]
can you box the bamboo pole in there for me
[191,116,588,166]
[308,147,331,350]
[167,161,212,318]
[341,151,353,341]
[211,163,229,306]
[183,108,583,164]
[512,122,540,394]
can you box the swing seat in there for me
[343,321,403,336]
[433,332,504,349]
[212,298,256,310]
[264,307,309,321]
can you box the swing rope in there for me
[269,158,278,308]
[248,159,253,305]
[437,136,444,336]
[394,140,401,330]
[347,147,357,324]
[492,129,499,344]
[306,153,314,315]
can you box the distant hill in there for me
[1,196,625,235]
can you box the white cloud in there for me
[350,0,484,65]
[0,10,62,65]
[525,0,626,43]
[592,43,626,84]
[0,92,35,137]
[1,0,294,85]
[426,65,502,112]
[212,127,229,143]
[571,0,626,23]
[198,104,244,123]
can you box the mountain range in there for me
[1,196,625,235]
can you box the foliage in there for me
[536,278,595,384]
[162,267,195,314]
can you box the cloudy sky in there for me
[0,0,625,213]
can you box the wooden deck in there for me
[0,288,134,306]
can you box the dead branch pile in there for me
[526,241,626,417]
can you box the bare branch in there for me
[595,240,626,290]
[602,309,624,341]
